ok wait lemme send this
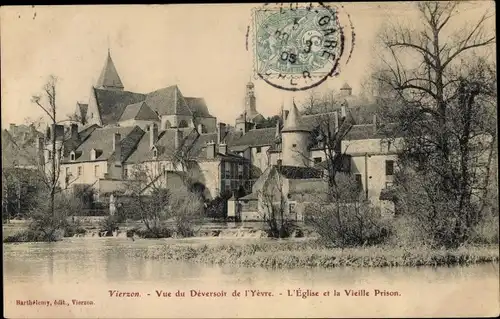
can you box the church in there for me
[38,49,399,219]
[74,50,217,133]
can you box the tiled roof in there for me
[119,101,159,122]
[276,165,323,179]
[96,52,124,90]
[125,129,246,164]
[145,85,192,116]
[344,123,402,140]
[228,128,277,149]
[62,126,144,163]
[185,97,215,118]
[93,88,146,126]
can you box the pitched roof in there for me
[119,101,159,122]
[125,128,245,164]
[62,126,144,163]
[184,97,215,118]
[93,88,146,126]
[276,165,323,179]
[344,123,402,140]
[96,52,124,90]
[228,127,277,150]
[145,85,192,116]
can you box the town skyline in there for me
[1,2,493,128]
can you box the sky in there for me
[0,2,494,128]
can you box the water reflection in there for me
[3,238,499,287]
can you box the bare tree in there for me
[373,1,496,247]
[258,169,296,238]
[31,75,60,218]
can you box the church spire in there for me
[96,50,124,91]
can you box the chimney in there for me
[113,133,121,165]
[206,140,215,159]
[51,124,65,141]
[9,123,15,131]
[333,111,339,132]
[341,104,347,118]
[174,128,184,150]
[218,122,227,143]
[373,114,378,133]
[150,123,158,149]
[219,143,227,155]
[70,123,79,141]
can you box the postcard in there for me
[2,2,498,318]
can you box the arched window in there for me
[178,120,188,128]
[164,120,172,129]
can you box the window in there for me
[314,157,322,163]
[178,120,188,128]
[385,160,395,176]
[153,148,158,158]
[91,112,94,119]
[65,167,70,176]
[387,141,392,151]
[238,164,243,179]
[256,146,262,153]
[77,166,82,176]
[355,174,362,191]
[124,168,128,179]
[224,162,231,179]
[48,150,53,160]
[292,143,297,148]
[277,159,282,166]
[94,165,100,177]
[70,152,75,161]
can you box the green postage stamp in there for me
[251,2,354,91]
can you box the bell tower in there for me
[245,81,257,116]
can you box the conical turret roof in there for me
[96,51,124,90]
[282,99,310,133]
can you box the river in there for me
[3,237,499,318]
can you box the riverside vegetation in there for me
[2,1,499,269]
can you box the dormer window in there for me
[70,151,76,161]
[152,146,158,159]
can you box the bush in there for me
[98,216,119,237]
[469,213,499,245]
[127,225,173,239]
[3,228,60,243]
[306,201,391,247]
[62,219,87,237]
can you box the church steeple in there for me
[96,51,124,91]
[245,81,257,116]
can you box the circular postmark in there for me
[248,2,355,91]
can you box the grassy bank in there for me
[127,240,500,268]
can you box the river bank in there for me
[4,221,499,269]
[125,239,500,268]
